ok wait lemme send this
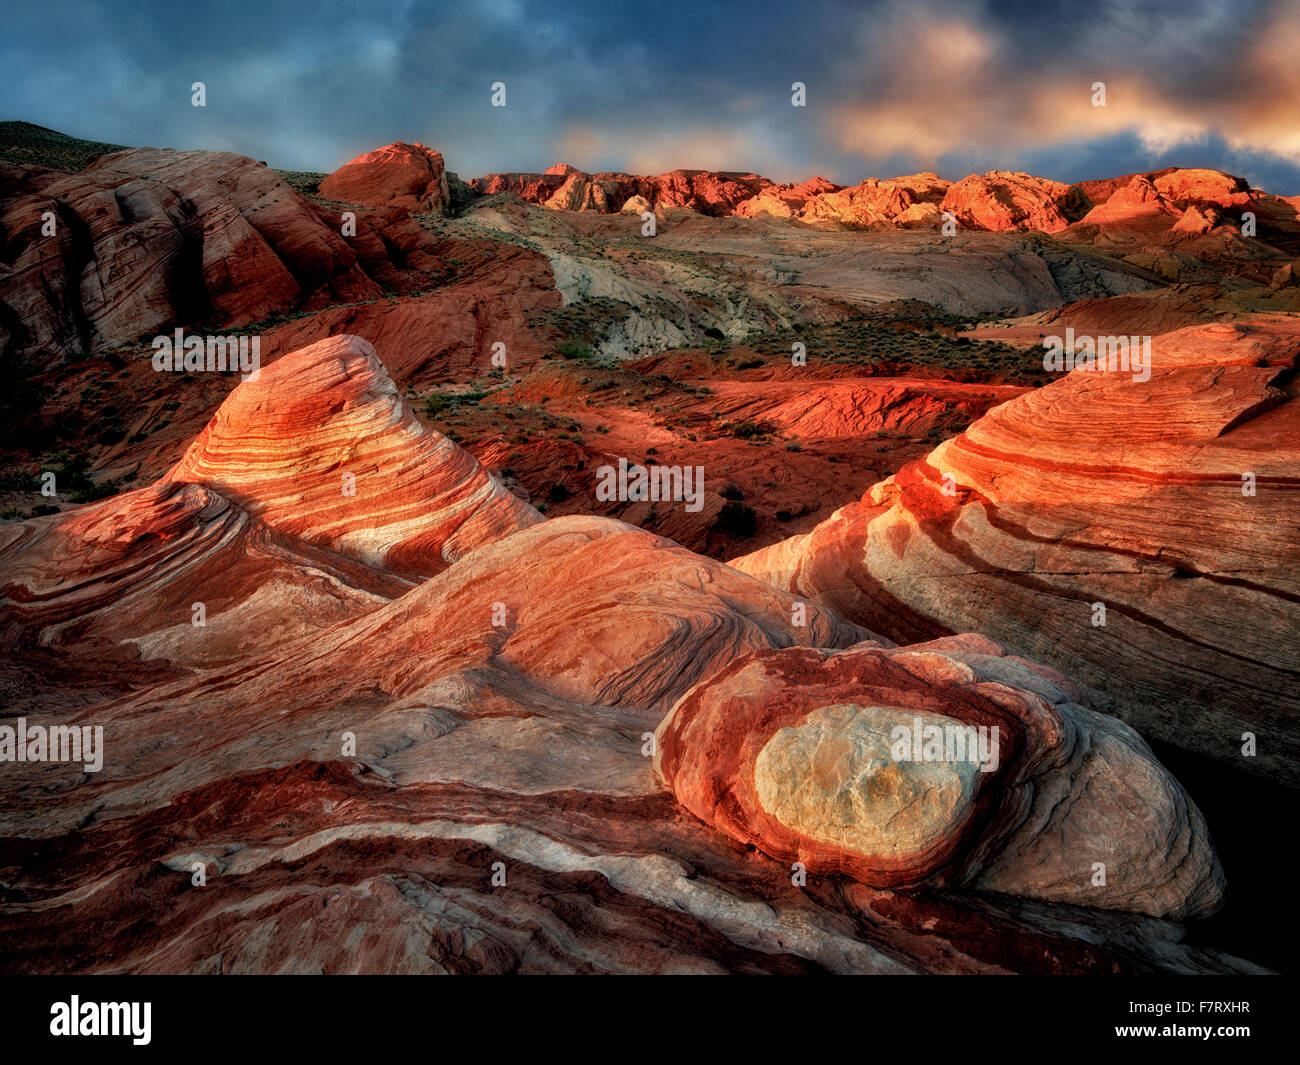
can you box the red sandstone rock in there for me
[0,333,540,665]
[963,285,1227,344]
[732,318,1300,785]
[472,164,772,217]
[2,138,1291,976]
[0,480,405,668]
[1171,204,1220,235]
[0,328,1263,974]
[0,149,440,369]
[792,173,949,228]
[940,171,1075,233]
[1073,175,1181,238]
[654,638,1224,917]
[0,509,1246,974]
[1153,168,1249,205]
[733,176,844,219]
[249,239,561,384]
[319,142,450,215]
[167,334,542,576]
[468,170,567,201]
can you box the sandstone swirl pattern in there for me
[0,514,1249,973]
[732,319,1300,785]
[654,637,1224,919]
[167,334,543,577]
[0,335,540,671]
[0,334,1258,974]
[0,479,405,669]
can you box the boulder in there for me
[319,141,450,215]
[654,638,1225,918]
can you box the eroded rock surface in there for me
[654,637,1224,919]
[320,142,450,215]
[167,334,542,576]
[732,319,1300,785]
[0,334,1261,975]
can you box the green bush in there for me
[557,338,594,360]
[715,501,758,539]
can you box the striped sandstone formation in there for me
[0,149,390,370]
[0,335,541,671]
[732,318,1300,784]
[654,637,1224,919]
[167,334,543,577]
[0,480,404,670]
[0,515,1252,974]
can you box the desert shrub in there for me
[0,472,39,491]
[557,338,594,360]
[715,500,758,538]
[424,390,487,418]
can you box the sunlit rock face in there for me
[470,166,772,217]
[731,318,1300,786]
[167,334,543,577]
[0,334,542,671]
[1,512,1242,974]
[0,479,404,670]
[319,142,451,215]
[0,326,1260,974]
[466,165,1103,233]
[939,171,1076,232]
[0,149,388,369]
[654,637,1225,919]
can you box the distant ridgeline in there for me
[0,121,127,172]
[0,121,325,195]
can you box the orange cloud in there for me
[826,0,1300,167]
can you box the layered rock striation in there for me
[654,637,1224,918]
[732,319,1300,784]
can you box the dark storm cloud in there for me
[2,0,1297,191]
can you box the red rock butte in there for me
[320,142,450,215]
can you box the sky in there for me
[4,0,1300,192]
